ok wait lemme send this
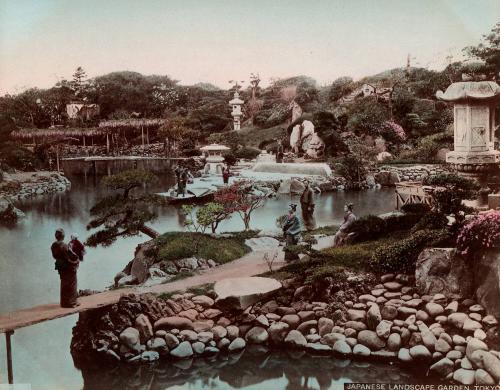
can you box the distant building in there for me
[66,103,100,121]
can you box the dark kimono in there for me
[282,214,301,261]
[51,240,79,308]
[300,187,316,231]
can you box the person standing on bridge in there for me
[51,228,80,308]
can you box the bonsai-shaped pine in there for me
[215,180,266,230]
[182,202,233,234]
[423,173,479,225]
[85,169,163,247]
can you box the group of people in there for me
[282,182,357,261]
[50,229,86,308]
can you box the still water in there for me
[0,165,398,389]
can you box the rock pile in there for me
[72,273,500,385]
[1,172,71,200]
[374,165,450,186]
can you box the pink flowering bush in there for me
[381,121,406,143]
[456,210,500,257]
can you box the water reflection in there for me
[79,349,431,390]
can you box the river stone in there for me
[227,326,240,342]
[384,282,402,291]
[463,319,482,332]
[344,321,367,331]
[409,345,432,362]
[192,341,205,355]
[425,302,444,317]
[228,337,246,352]
[474,329,487,341]
[381,305,398,320]
[192,320,214,332]
[318,317,334,337]
[435,339,452,354]
[333,340,352,355]
[447,313,469,329]
[429,358,454,378]
[211,325,227,341]
[398,348,412,362]
[170,341,193,358]
[344,328,357,338]
[387,333,401,351]
[306,343,332,354]
[482,315,498,327]
[154,316,194,331]
[164,333,180,349]
[306,334,321,343]
[245,327,269,344]
[135,314,154,344]
[376,320,392,339]
[284,330,307,348]
[353,344,371,357]
[471,350,500,382]
[281,314,301,329]
[197,331,214,344]
[475,369,496,385]
[146,337,167,352]
[367,304,381,330]
[120,327,140,349]
[348,309,366,322]
[191,295,214,308]
[421,330,437,350]
[461,357,472,368]
[179,329,198,342]
[445,301,458,314]
[466,338,488,360]
[268,322,290,343]
[321,332,345,346]
[214,277,282,310]
[357,330,385,351]
[452,335,466,346]
[453,368,475,385]
[469,312,482,322]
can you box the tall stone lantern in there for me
[436,81,500,173]
[229,91,244,130]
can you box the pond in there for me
[0,164,397,389]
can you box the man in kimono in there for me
[282,204,301,261]
[300,181,316,230]
[51,228,80,308]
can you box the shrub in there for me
[346,215,387,241]
[411,211,448,233]
[233,147,261,160]
[457,211,500,257]
[383,212,423,232]
[181,148,202,157]
[0,142,39,171]
[370,229,449,273]
[401,203,430,215]
[223,152,237,166]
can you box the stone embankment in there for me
[0,171,71,200]
[373,165,450,187]
[71,272,500,385]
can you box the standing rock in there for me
[387,333,401,351]
[318,317,334,337]
[245,326,269,344]
[409,345,432,362]
[357,330,385,351]
[367,305,382,330]
[135,314,154,343]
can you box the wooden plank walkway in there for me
[0,236,334,334]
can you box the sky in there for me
[0,0,498,95]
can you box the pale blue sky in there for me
[0,0,498,94]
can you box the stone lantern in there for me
[436,81,500,173]
[200,143,230,175]
[229,91,244,130]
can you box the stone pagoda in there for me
[229,91,244,130]
[436,81,500,173]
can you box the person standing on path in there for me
[276,140,284,163]
[300,181,316,231]
[50,228,80,308]
[282,204,301,262]
[222,166,231,185]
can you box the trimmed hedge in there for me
[369,229,450,273]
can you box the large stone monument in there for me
[229,91,244,130]
[436,81,500,173]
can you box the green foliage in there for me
[411,211,448,233]
[233,146,261,160]
[101,169,156,195]
[398,132,453,162]
[346,213,422,243]
[333,154,367,188]
[329,77,354,102]
[370,229,450,273]
[181,149,202,157]
[400,203,431,215]
[182,202,232,234]
[423,173,479,219]
[223,152,237,166]
[464,22,500,81]
[156,232,250,264]
[0,141,39,171]
[347,96,390,137]
[311,111,347,156]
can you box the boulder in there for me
[120,327,140,350]
[376,320,392,339]
[192,295,214,308]
[367,304,382,330]
[228,337,246,352]
[197,331,214,344]
[465,338,488,361]
[192,341,205,355]
[415,248,473,299]
[170,341,193,358]
[284,330,307,348]
[374,171,400,187]
[475,369,496,385]
[296,320,317,335]
[245,326,269,344]
[357,330,385,351]
[381,305,398,320]
[387,333,401,351]
[333,340,352,355]
[164,333,180,349]
[268,322,290,343]
[453,369,475,385]
[348,309,366,322]
[471,350,500,382]
[135,314,154,344]
[226,325,239,340]
[409,345,432,362]
[318,317,334,337]
[281,314,301,329]
[353,344,371,357]
[154,316,194,331]
[398,348,412,363]
[214,277,282,310]
[321,332,346,346]
[429,358,454,378]
[448,313,469,329]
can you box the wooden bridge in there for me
[395,181,434,210]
